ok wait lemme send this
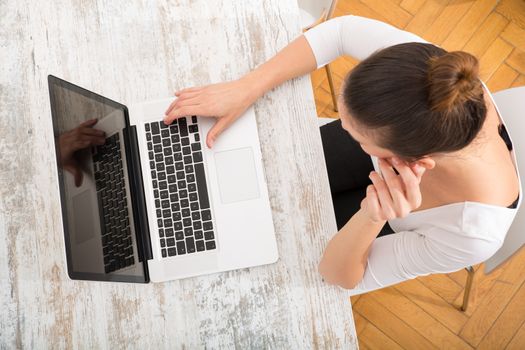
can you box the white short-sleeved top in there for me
[304,15,523,295]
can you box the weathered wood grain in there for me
[0,0,357,348]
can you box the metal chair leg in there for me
[324,64,338,112]
[461,266,475,311]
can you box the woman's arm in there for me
[164,15,428,146]
[163,35,318,147]
[319,208,386,288]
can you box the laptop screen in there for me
[48,75,147,283]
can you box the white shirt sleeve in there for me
[303,15,428,68]
[348,226,502,296]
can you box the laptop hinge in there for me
[124,125,153,262]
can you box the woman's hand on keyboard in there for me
[163,78,257,148]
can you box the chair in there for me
[299,0,339,112]
[461,86,525,311]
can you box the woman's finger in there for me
[392,157,423,208]
[164,104,207,125]
[365,185,382,221]
[79,118,98,127]
[165,92,201,115]
[206,117,232,148]
[369,170,396,220]
[81,127,105,137]
[165,98,178,116]
[379,158,409,216]
[173,96,202,108]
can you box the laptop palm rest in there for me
[213,147,260,204]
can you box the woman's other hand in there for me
[163,77,258,149]
[361,157,426,222]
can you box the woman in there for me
[163,15,522,295]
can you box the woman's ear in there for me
[412,156,435,170]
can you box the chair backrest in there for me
[484,86,525,274]
[297,0,337,30]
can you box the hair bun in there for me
[427,51,483,113]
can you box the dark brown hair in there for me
[342,42,487,161]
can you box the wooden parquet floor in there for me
[310,1,525,349]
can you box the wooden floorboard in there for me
[311,1,525,348]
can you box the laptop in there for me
[48,75,278,283]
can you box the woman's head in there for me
[339,42,487,164]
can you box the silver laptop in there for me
[48,75,278,283]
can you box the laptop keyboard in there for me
[145,116,216,258]
[93,133,135,273]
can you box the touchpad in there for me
[214,147,260,204]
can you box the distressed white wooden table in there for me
[0,0,357,348]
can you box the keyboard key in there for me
[168,247,176,256]
[161,249,167,258]
[192,116,197,123]
[181,137,190,146]
[193,221,202,230]
[191,142,201,151]
[178,118,188,137]
[205,241,216,250]
[204,231,214,240]
[153,135,161,144]
[183,218,191,226]
[167,238,175,246]
[186,237,196,253]
[201,209,211,221]
[193,152,203,163]
[175,231,184,240]
[192,212,200,220]
[203,221,213,231]
[194,230,203,240]
[161,129,169,138]
[184,227,193,236]
[165,228,174,237]
[196,240,205,252]
[195,163,210,209]
[177,241,186,254]
[151,122,160,135]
